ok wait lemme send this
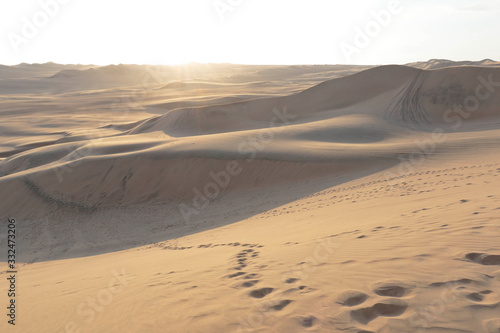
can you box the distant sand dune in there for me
[131,65,500,137]
[2,65,500,219]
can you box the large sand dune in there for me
[1,61,500,332]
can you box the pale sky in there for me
[0,0,499,66]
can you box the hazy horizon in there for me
[2,57,498,68]
[1,0,500,66]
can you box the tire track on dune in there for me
[388,71,431,127]
[23,177,95,211]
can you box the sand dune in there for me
[132,65,500,136]
[407,58,500,70]
[1,61,500,332]
[2,64,499,217]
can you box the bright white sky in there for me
[0,0,499,66]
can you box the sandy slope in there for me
[1,61,500,332]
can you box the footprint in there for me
[285,278,300,284]
[373,283,411,298]
[467,292,484,302]
[480,255,500,265]
[243,273,260,279]
[299,315,317,328]
[337,290,369,307]
[241,280,259,288]
[429,278,474,287]
[270,299,293,311]
[465,253,500,265]
[249,288,274,299]
[228,272,246,279]
[350,301,408,325]
[465,289,500,309]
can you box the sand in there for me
[1,60,500,332]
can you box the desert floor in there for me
[1,61,500,332]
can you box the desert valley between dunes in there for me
[1,59,500,333]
